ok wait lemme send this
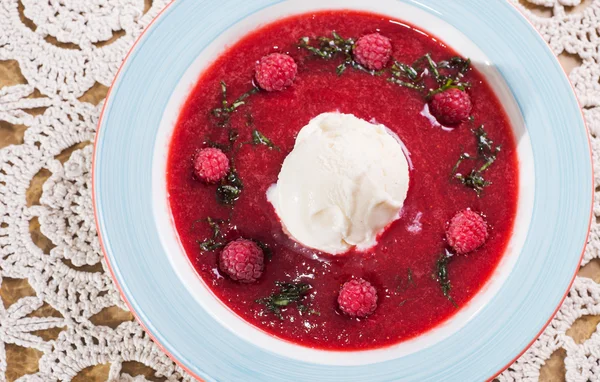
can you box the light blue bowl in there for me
[93,0,592,380]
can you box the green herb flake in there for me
[455,57,471,74]
[416,53,472,99]
[473,125,501,160]
[195,217,227,252]
[250,129,279,150]
[452,125,501,196]
[256,282,313,320]
[393,61,419,81]
[216,170,244,206]
[210,81,260,126]
[298,304,321,316]
[299,32,380,76]
[424,53,441,82]
[299,36,336,59]
[226,169,243,189]
[455,169,491,197]
[426,78,471,99]
[389,61,425,90]
[196,239,225,252]
[390,53,471,95]
[388,77,422,90]
[216,185,241,205]
[437,57,471,74]
[451,152,474,176]
[433,250,458,308]
[446,57,471,74]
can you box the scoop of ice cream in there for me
[267,112,410,254]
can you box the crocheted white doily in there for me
[0,0,598,380]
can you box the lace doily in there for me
[0,0,598,380]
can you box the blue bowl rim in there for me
[92,0,594,380]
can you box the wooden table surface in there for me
[1,1,599,381]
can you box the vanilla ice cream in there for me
[267,112,411,254]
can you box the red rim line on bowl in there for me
[90,2,209,381]
[487,1,594,380]
[90,2,594,381]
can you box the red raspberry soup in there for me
[167,11,519,350]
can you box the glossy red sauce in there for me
[167,11,518,350]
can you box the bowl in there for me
[93,0,592,380]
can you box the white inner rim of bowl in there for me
[152,0,534,366]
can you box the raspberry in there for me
[429,88,473,125]
[337,278,378,318]
[193,148,229,184]
[255,53,297,92]
[446,209,489,255]
[219,239,264,283]
[353,33,392,71]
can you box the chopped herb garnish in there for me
[304,31,353,59]
[451,152,474,175]
[298,35,341,59]
[454,168,491,197]
[438,56,471,75]
[216,184,241,205]
[256,282,314,320]
[197,239,225,252]
[389,53,471,97]
[298,304,321,316]
[206,81,261,206]
[300,36,471,95]
[394,62,419,81]
[473,125,501,160]
[389,61,425,90]
[195,217,227,252]
[479,154,498,173]
[207,217,224,237]
[226,168,243,188]
[424,54,471,98]
[426,77,470,99]
[211,81,260,126]
[452,125,501,196]
[299,32,379,76]
[424,53,441,82]
[433,250,458,308]
[407,268,414,286]
[216,169,244,205]
[250,129,279,150]
[388,77,425,90]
